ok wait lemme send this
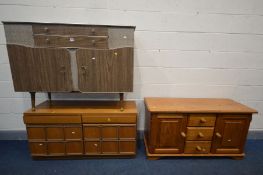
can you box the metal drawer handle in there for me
[45,38,50,43]
[91,57,96,60]
[114,52,118,56]
[200,118,207,123]
[69,37,75,42]
[198,132,204,138]
[227,139,232,142]
[71,131,76,134]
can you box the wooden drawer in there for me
[83,125,100,139]
[101,141,118,154]
[24,115,81,124]
[27,127,45,140]
[186,127,214,141]
[29,142,47,156]
[64,127,82,140]
[46,127,64,140]
[188,114,216,126]
[34,35,108,48]
[85,141,100,154]
[82,114,136,124]
[65,141,83,155]
[119,141,136,154]
[119,125,136,139]
[47,142,65,155]
[32,24,108,36]
[184,141,211,154]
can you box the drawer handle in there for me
[200,118,207,123]
[114,52,118,56]
[46,38,50,43]
[181,132,186,138]
[71,131,76,134]
[94,143,98,147]
[216,132,222,138]
[196,146,202,151]
[123,35,127,39]
[107,118,111,122]
[227,139,232,142]
[38,143,43,146]
[198,132,204,138]
[92,40,96,46]
[69,37,75,42]
[44,27,49,32]
[91,57,96,60]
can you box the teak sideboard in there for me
[23,100,137,158]
[144,98,257,160]
[3,22,135,110]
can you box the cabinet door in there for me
[211,115,251,154]
[7,45,73,92]
[76,48,133,92]
[154,115,187,154]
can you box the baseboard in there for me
[0,130,263,140]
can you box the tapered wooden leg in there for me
[232,156,244,160]
[119,93,124,111]
[30,92,36,111]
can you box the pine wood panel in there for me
[23,115,81,124]
[186,127,214,141]
[64,127,82,140]
[188,115,216,127]
[27,127,45,140]
[76,47,133,92]
[29,142,47,156]
[66,141,83,155]
[7,44,73,92]
[145,98,257,114]
[184,141,211,154]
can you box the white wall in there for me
[0,0,263,131]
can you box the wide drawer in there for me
[184,141,211,154]
[32,24,108,36]
[186,127,214,141]
[34,35,108,48]
[82,114,136,124]
[23,115,81,124]
[188,114,216,126]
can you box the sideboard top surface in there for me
[145,97,257,114]
[24,100,137,115]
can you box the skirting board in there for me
[0,130,263,140]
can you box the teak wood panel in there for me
[34,35,108,49]
[211,115,251,154]
[76,47,133,92]
[7,44,73,92]
[153,115,187,154]
[24,115,81,124]
[82,114,136,124]
[32,24,108,36]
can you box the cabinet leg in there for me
[147,156,160,160]
[232,156,244,160]
[119,93,124,111]
[30,92,36,111]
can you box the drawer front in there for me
[29,142,47,155]
[32,25,108,36]
[188,114,216,126]
[119,141,136,154]
[47,142,65,155]
[46,127,64,140]
[64,127,82,140]
[24,115,81,124]
[82,114,136,124]
[186,127,214,141]
[66,141,83,155]
[184,141,211,154]
[85,141,100,154]
[101,141,118,154]
[34,35,108,48]
[83,126,100,139]
[119,125,136,139]
[27,127,45,140]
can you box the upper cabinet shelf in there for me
[3,22,135,93]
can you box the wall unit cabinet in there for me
[3,22,135,110]
[144,98,257,160]
[23,100,137,158]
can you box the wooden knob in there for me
[94,143,98,147]
[46,38,50,43]
[200,118,206,123]
[216,132,222,138]
[123,35,127,39]
[107,118,111,122]
[196,146,202,151]
[38,143,43,146]
[198,132,204,138]
[181,132,186,138]
[71,131,75,134]
[114,52,118,56]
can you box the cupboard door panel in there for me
[46,127,64,140]
[101,126,117,139]
[85,141,100,154]
[66,141,83,155]
[83,126,100,139]
[119,141,136,154]
[27,127,45,140]
[212,115,251,154]
[119,125,136,139]
[154,115,187,154]
[29,142,47,156]
[101,141,118,154]
[64,127,82,140]
[76,48,133,92]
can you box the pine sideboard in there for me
[144,98,257,160]
[23,100,137,158]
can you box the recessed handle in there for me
[216,132,222,138]
[181,132,186,138]
[200,118,207,123]
[198,132,204,138]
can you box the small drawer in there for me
[27,127,45,140]
[46,127,64,140]
[32,24,108,36]
[29,142,47,156]
[119,141,136,154]
[66,141,83,155]
[186,127,214,141]
[83,126,100,139]
[24,115,81,124]
[47,142,65,155]
[64,127,82,140]
[82,114,136,124]
[85,141,100,154]
[34,35,108,48]
[188,114,216,126]
[184,141,211,154]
